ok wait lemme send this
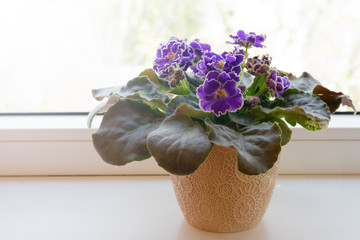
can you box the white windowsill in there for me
[0,113,359,130]
[0,175,359,240]
[0,114,359,176]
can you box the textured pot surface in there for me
[171,145,279,233]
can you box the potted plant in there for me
[88,30,355,233]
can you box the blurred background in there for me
[0,0,359,113]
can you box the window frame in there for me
[0,113,359,176]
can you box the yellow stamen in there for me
[216,89,226,98]
[216,61,225,69]
[167,52,175,60]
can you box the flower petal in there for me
[236,30,247,39]
[210,99,229,116]
[203,79,220,95]
[199,99,213,111]
[217,72,230,84]
[225,93,243,111]
[196,85,206,99]
[206,71,220,81]
[223,80,238,96]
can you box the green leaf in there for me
[139,68,161,86]
[166,95,201,115]
[92,86,122,101]
[91,76,170,111]
[169,79,191,95]
[147,114,213,175]
[290,72,356,113]
[246,74,267,96]
[117,76,169,108]
[139,68,171,91]
[185,71,205,94]
[175,104,214,121]
[185,71,204,88]
[205,120,282,175]
[259,117,292,146]
[87,94,119,128]
[166,94,214,121]
[228,112,255,126]
[92,100,164,166]
[289,72,321,92]
[240,72,255,88]
[252,89,331,131]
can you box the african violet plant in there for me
[88,30,355,175]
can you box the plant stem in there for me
[238,47,249,83]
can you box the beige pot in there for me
[171,145,279,233]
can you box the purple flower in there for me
[221,49,244,75]
[246,55,272,77]
[196,71,244,116]
[267,70,291,98]
[153,37,195,79]
[195,49,244,78]
[189,39,211,61]
[228,30,266,48]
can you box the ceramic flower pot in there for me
[171,144,279,233]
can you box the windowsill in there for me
[0,114,359,176]
[0,175,359,240]
[0,113,359,130]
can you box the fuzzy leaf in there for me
[290,73,356,113]
[92,86,121,101]
[92,100,164,166]
[175,104,214,121]
[185,71,204,88]
[313,85,356,113]
[169,79,191,95]
[289,72,321,92]
[87,94,119,128]
[228,112,255,126]
[246,75,267,96]
[117,76,169,108]
[252,89,331,131]
[241,71,255,88]
[139,68,161,86]
[166,95,201,115]
[259,117,292,146]
[206,120,282,175]
[147,114,213,175]
[92,76,169,111]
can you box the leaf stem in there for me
[239,47,249,83]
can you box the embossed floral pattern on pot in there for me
[171,145,279,233]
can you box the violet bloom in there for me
[196,71,244,116]
[189,39,211,61]
[246,55,272,77]
[228,30,266,48]
[267,70,291,98]
[189,39,211,75]
[196,49,244,78]
[153,37,194,79]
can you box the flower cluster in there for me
[245,55,272,77]
[189,39,211,61]
[153,30,291,117]
[91,28,353,179]
[245,54,290,97]
[196,49,244,78]
[228,30,266,48]
[267,70,291,98]
[153,37,194,80]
